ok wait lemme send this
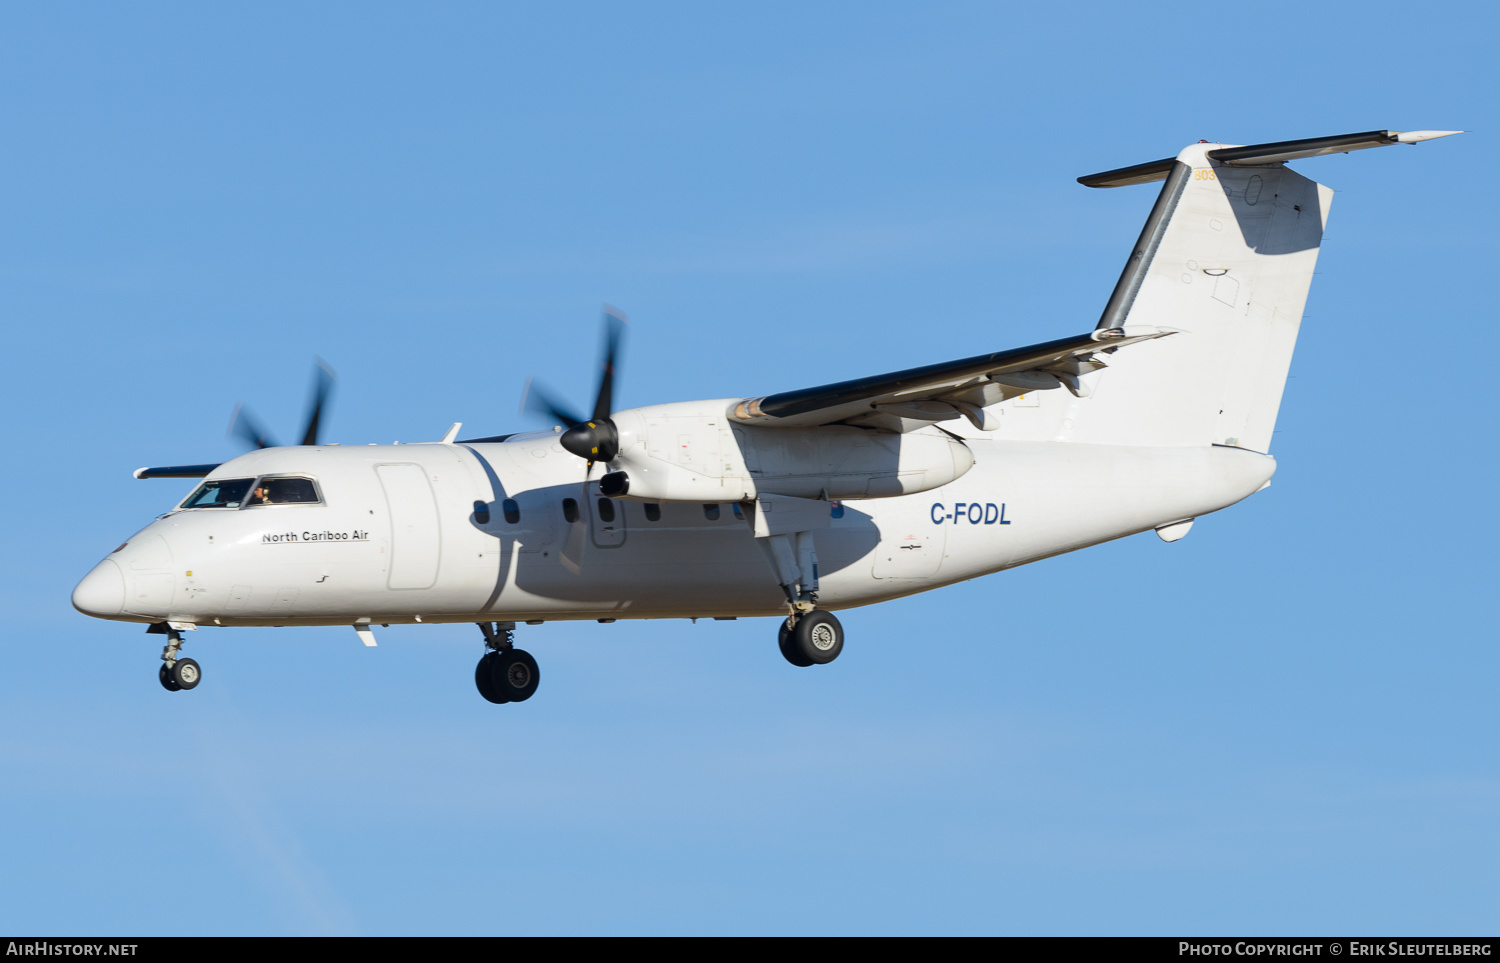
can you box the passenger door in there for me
[376,463,441,589]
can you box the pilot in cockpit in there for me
[245,477,320,507]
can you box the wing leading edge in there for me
[728,325,1176,432]
[133,463,222,479]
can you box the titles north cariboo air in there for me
[262,530,369,543]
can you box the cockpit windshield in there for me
[245,477,321,506]
[180,477,254,509]
[177,475,321,510]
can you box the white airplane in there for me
[73,129,1459,703]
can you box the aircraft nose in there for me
[73,559,126,619]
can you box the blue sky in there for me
[2,2,1494,935]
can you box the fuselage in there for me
[73,399,1275,628]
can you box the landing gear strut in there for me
[778,610,844,667]
[153,624,201,691]
[474,621,540,704]
[751,524,841,667]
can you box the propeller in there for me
[523,308,626,474]
[299,360,336,446]
[227,358,338,450]
[227,402,277,450]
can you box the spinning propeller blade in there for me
[228,359,338,452]
[299,358,337,446]
[524,308,628,472]
[141,356,338,479]
[592,307,624,423]
[522,378,585,430]
[227,402,278,450]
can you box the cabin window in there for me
[245,476,322,507]
[473,500,491,524]
[731,503,744,520]
[502,499,520,524]
[180,477,254,510]
[596,497,616,523]
[644,503,661,522]
[702,503,720,521]
[562,498,579,523]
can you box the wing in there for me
[133,463,223,479]
[728,326,1176,432]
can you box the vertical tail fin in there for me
[1068,130,1457,452]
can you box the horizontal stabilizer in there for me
[134,464,221,479]
[1209,129,1462,165]
[1078,157,1177,189]
[1080,129,1462,188]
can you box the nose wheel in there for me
[778,610,844,667]
[154,624,202,691]
[474,622,540,704]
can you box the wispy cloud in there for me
[194,685,360,936]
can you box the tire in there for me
[170,658,201,690]
[158,664,181,691]
[475,652,509,704]
[490,648,540,703]
[791,611,843,665]
[778,620,813,667]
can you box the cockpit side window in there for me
[245,476,322,507]
[180,478,254,510]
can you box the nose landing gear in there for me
[778,610,844,667]
[153,624,201,691]
[474,622,540,704]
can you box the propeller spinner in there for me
[524,308,626,473]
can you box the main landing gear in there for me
[753,525,841,668]
[153,624,201,692]
[474,621,539,704]
[778,610,844,667]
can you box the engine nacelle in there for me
[606,400,973,503]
